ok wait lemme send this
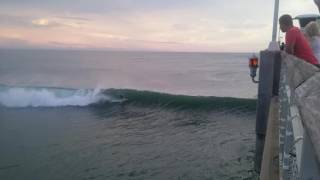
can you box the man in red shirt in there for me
[279,14,319,65]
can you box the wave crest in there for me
[0,85,256,111]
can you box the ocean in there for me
[0,49,258,180]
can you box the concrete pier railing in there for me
[256,51,320,180]
[279,53,320,179]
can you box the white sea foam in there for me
[0,87,114,107]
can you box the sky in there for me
[0,0,318,52]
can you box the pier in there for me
[256,50,320,179]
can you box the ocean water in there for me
[0,49,258,180]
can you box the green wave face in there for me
[104,89,257,112]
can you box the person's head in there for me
[305,21,320,38]
[279,14,293,32]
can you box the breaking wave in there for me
[0,85,256,111]
[0,85,120,107]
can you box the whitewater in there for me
[0,86,119,107]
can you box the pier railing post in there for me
[254,50,281,172]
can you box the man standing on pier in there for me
[279,14,319,65]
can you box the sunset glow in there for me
[0,0,318,52]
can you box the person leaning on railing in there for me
[304,22,320,62]
[279,14,320,67]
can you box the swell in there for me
[104,89,257,111]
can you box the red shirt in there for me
[286,26,319,65]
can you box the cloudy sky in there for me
[0,0,318,52]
